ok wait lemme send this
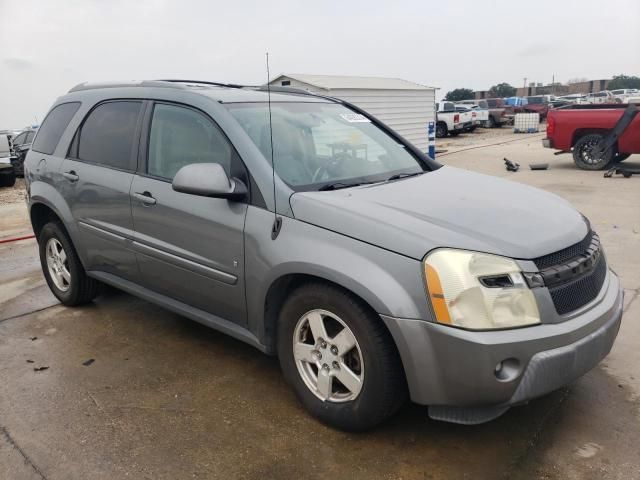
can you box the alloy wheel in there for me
[45,238,71,292]
[292,309,364,403]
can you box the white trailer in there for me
[269,74,437,152]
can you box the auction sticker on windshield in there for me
[340,113,371,123]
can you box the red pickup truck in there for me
[544,104,639,170]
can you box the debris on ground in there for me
[82,359,95,367]
[33,366,49,372]
[29,337,38,341]
[26,359,34,363]
[529,163,549,170]
[604,166,640,178]
[504,158,520,172]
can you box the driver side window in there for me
[148,103,232,180]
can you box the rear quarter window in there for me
[32,102,81,155]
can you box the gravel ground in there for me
[0,177,26,205]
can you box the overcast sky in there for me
[1,0,639,128]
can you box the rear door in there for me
[130,102,248,325]
[60,100,144,281]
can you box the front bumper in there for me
[381,270,623,424]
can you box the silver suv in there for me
[25,80,623,430]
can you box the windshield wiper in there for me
[318,181,376,191]
[386,171,426,181]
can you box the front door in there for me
[131,102,248,325]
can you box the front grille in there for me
[548,255,607,315]
[533,230,595,270]
[532,230,608,315]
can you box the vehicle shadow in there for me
[77,288,575,479]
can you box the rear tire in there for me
[572,133,615,170]
[435,122,448,138]
[488,116,496,128]
[277,283,407,431]
[39,221,100,306]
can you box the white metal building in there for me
[268,74,437,152]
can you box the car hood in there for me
[289,166,588,261]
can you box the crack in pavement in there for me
[501,387,571,479]
[623,287,640,313]
[1,426,48,480]
[0,303,60,325]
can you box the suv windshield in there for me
[226,102,424,191]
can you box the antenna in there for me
[266,52,282,240]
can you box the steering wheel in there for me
[312,152,352,184]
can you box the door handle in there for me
[62,170,79,182]
[134,191,157,206]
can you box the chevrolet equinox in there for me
[25,80,623,430]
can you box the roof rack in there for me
[253,85,316,96]
[66,80,338,101]
[157,79,245,89]
[68,79,247,93]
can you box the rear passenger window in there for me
[147,103,232,180]
[32,102,81,155]
[76,101,142,170]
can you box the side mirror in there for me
[172,163,247,200]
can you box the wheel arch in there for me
[262,271,407,360]
[571,128,609,147]
[30,201,66,239]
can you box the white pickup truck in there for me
[436,102,473,137]
[457,103,489,129]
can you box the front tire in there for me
[39,222,100,306]
[572,133,615,170]
[277,283,406,431]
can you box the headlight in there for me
[424,249,540,330]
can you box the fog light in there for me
[494,358,521,382]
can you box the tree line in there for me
[444,74,640,101]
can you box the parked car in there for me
[556,94,586,104]
[623,96,640,105]
[459,99,508,127]
[611,89,639,102]
[0,134,17,187]
[26,80,623,431]
[524,96,553,120]
[486,98,515,125]
[11,128,36,176]
[544,104,639,169]
[584,91,616,104]
[435,102,472,137]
